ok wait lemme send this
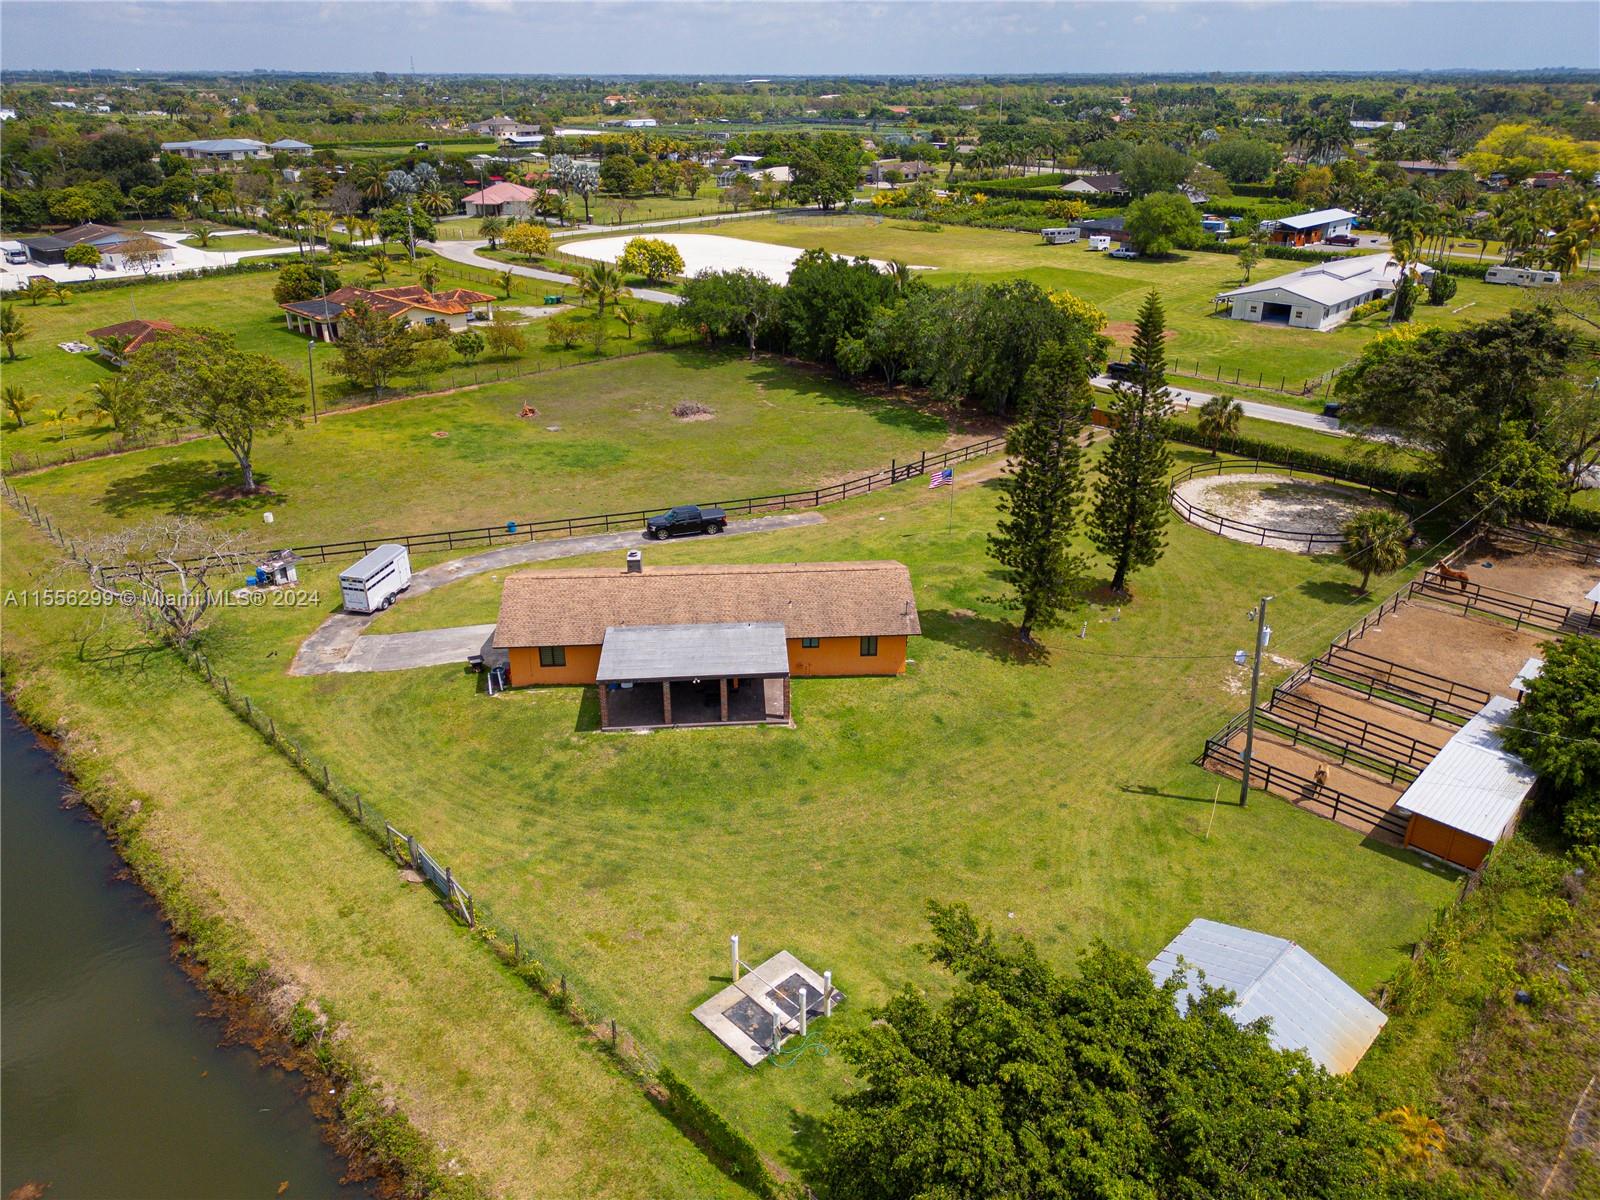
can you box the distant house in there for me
[1394,159,1465,178]
[1215,254,1433,332]
[460,181,539,219]
[268,138,314,156]
[1149,918,1387,1075]
[468,115,539,138]
[1262,207,1357,246]
[865,158,938,185]
[491,557,921,728]
[85,318,178,363]
[279,285,495,341]
[19,223,172,271]
[1059,172,1127,196]
[1349,119,1406,132]
[159,138,268,163]
[1527,170,1568,189]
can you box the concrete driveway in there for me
[290,510,826,676]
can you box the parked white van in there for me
[1,241,28,265]
[339,544,412,614]
[1485,265,1561,287]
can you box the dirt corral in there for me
[1173,472,1399,554]
[1453,542,1600,613]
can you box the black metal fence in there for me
[1315,644,1491,724]
[1412,568,1599,636]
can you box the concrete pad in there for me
[560,232,928,285]
[336,624,499,673]
[692,950,841,1067]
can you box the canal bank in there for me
[1,702,374,1199]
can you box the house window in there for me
[859,636,879,657]
[1248,305,1258,314]
[801,637,820,649]
[538,646,566,668]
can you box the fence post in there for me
[244,696,252,720]
[514,932,520,964]
[355,793,363,822]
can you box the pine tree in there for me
[1089,291,1174,598]
[987,341,1091,641]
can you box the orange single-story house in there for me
[492,557,920,728]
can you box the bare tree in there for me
[72,519,253,647]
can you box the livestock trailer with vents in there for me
[339,544,412,614]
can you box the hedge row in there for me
[1165,422,1426,495]
[1548,501,1600,534]
[655,1067,785,1199]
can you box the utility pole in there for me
[306,339,319,423]
[1239,596,1272,807]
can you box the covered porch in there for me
[595,622,792,730]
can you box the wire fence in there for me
[1166,357,1347,400]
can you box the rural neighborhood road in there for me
[290,511,826,676]
[1091,375,1346,436]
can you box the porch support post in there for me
[782,676,791,721]
[720,678,729,722]
[597,684,610,729]
[661,681,672,725]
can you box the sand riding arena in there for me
[1171,459,1406,554]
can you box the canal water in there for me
[1,703,371,1199]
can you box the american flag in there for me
[928,467,954,490]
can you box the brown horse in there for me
[1434,564,1471,591]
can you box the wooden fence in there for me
[110,433,1011,576]
[1200,724,1410,841]
[1168,457,1409,554]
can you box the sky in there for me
[1,1,1596,76]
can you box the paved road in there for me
[424,239,682,305]
[289,511,826,676]
[1092,375,1346,436]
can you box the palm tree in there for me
[270,192,308,257]
[0,304,28,360]
[479,215,505,249]
[418,261,440,292]
[79,377,134,432]
[1196,394,1243,455]
[307,209,333,260]
[885,259,915,295]
[367,251,391,284]
[1342,509,1411,594]
[615,302,638,339]
[418,181,452,220]
[352,161,387,207]
[577,260,628,322]
[497,268,514,298]
[4,384,38,428]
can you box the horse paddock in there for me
[1171,469,1402,554]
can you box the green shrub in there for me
[1163,420,1425,495]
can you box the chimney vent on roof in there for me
[626,549,643,574]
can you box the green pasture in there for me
[188,446,1461,1167]
[0,256,668,467]
[707,216,1533,384]
[8,350,949,544]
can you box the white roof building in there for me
[1149,918,1387,1074]
[1273,207,1358,233]
[1215,254,1432,332]
[1398,697,1537,869]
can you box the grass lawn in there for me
[568,186,738,228]
[190,444,1462,1168]
[0,257,670,468]
[0,509,743,1200]
[181,233,293,252]
[703,216,1534,385]
[9,350,952,545]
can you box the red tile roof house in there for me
[460,181,539,218]
[84,318,178,363]
[279,285,496,341]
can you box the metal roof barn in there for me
[1397,696,1537,845]
[596,622,789,683]
[1149,917,1387,1075]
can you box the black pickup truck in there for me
[645,504,727,539]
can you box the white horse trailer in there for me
[1041,226,1080,245]
[339,544,412,614]
[1485,265,1561,287]
[1087,235,1113,252]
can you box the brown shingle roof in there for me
[85,318,177,353]
[280,285,496,321]
[493,560,920,649]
